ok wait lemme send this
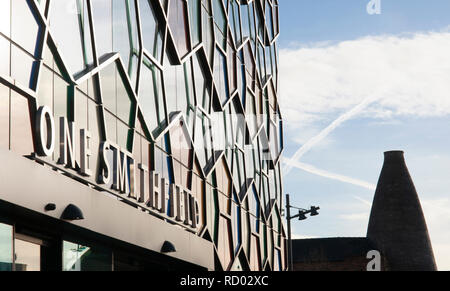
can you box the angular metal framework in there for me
[0,0,285,271]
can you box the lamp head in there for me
[310,206,320,217]
[61,204,84,221]
[298,211,308,221]
[161,241,176,253]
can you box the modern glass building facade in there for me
[0,0,284,271]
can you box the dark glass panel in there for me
[232,200,241,254]
[250,234,261,271]
[188,0,201,46]
[213,48,229,106]
[140,0,163,60]
[140,57,166,133]
[91,0,113,59]
[212,0,226,49]
[168,0,189,57]
[49,0,93,75]
[228,0,241,45]
[201,4,214,63]
[113,0,138,70]
[217,216,233,270]
[62,241,112,271]
[116,68,133,125]
[265,1,274,41]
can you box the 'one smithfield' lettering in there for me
[34,106,199,230]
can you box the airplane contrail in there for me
[283,96,377,176]
[282,157,377,191]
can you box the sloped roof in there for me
[292,237,375,263]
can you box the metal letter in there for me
[168,184,178,218]
[112,146,131,194]
[189,194,198,229]
[138,163,149,203]
[176,186,185,222]
[35,106,55,157]
[149,172,160,209]
[79,129,92,177]
[160,178,170,214]
[98,141,111,185]
[183,189,191,226]
[59,117,76,169]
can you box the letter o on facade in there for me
[35,106,55,157]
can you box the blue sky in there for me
[277,0,450,270]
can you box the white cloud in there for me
[279,31,450,131]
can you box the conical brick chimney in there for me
[367,151,437,271]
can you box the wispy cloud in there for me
[280,30,450,177]
[283,157,377,191]
[279,31,450,131]
[282,96,377,175]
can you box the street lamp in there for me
[285,194,320,271]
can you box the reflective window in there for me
[14,238,41,271]
[168,0,189,57]
[0,223,13,271]
[91,0,113,59]
[188,0,201,46]
[140,0,163,60]
[49,0,93,75]
[63,241,112,271]
[11,0,41,55]
[139,57,165,133]
[113,0,139,72]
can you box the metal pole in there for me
[286,194,293,271]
